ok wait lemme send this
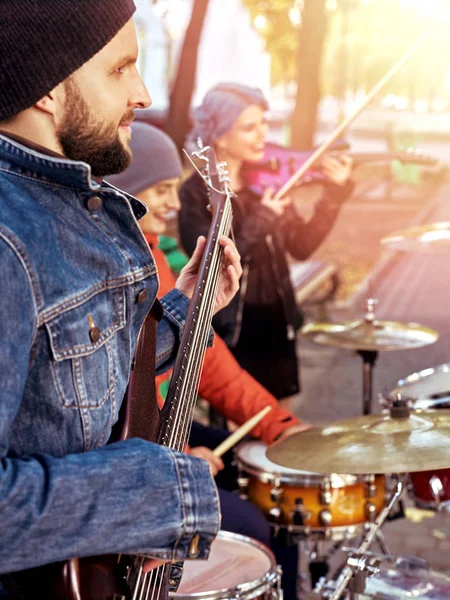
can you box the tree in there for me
[291,0,328,149]
[164,0,210,155]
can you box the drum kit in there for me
[169,223,450,600]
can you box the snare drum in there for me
[235,441,385,540]
[170,530,281,600]
[389,364,450,509]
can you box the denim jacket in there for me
[0,133,220,575]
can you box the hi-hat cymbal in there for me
[381,222,450,253]
[266,409,450,474]
[301,319,438,352]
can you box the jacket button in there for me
[188,534,200,557]
[89,326,101,343]
[137,289,148,304]
[87,196,103,211]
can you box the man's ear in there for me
[35,86,61,116]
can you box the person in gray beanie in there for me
[107,120,183,197]
[0,4,242,596]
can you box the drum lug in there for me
[290,497,311,527]
[319,479,332,506]
[270,486,284,503]
[237,476,249,500]
[365,501,377,522]
[268,506,282,526]
[429,475,445,508]
[364,475,377,498]
[318,509,333,527]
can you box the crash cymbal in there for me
[381,221,450,253]
[266,408,450,474]
[301,318,438,352]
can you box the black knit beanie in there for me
[0,0,136,121]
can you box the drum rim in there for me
[235,440,363,486]
[171,530,281,600]
[390,362,450,405]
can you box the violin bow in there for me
[274,30,430,200]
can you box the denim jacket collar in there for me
[0,132,147,220]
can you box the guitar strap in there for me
[110,298,164,444]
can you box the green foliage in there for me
[243,0,450,101]
[243,0,301,84]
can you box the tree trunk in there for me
[290,0,328,150]
[164,0,210,155]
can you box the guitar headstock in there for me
[187,139,233,213]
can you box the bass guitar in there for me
[2,144,233,600]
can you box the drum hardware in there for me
[237,474,249,500]
[319,480,332,506]
[313,482,403,599]
[364,475,376,499]
[301,298,438,415]
[266,404,450,474]
[386,364,450,511]
[235,441,385,542]
[428,475,450,512]
[290,498,311,528]
[364,502,377,523]
[385,362,450,410]
[381,221,450,253]
[318,510,333,528]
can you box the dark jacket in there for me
[179,171,354,346]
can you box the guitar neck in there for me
[159,195,233,452]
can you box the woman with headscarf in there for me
[179,83,354,408]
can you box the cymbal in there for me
[381,221,450,253]
[266,409,450,474]
[301,318,438,352]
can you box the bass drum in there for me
[362,557,450,599]
[389,363,450,509]
[170,530,281,600]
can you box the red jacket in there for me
[146,233,301,444]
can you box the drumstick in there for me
[212,406,272,457]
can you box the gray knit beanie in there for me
[106,122,183,196]
[190,82,269,147]
[0,0,136,120]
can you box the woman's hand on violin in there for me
[260,186,292,217]
[175,235,242,314]
[321,155,353,187]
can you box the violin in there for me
[243,140,440,196]
[242,30,431,201]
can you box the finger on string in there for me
[227,264,241,290]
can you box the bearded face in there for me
[57,78,134,177]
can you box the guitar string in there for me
[134,198,232,600]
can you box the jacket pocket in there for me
[45,287,126,409]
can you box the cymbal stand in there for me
[358,297,379,416]
[314,481,403,599]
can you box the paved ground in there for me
[290,172,450,592]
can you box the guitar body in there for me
[2,555,133,600]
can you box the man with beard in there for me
[0,0,242,592]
